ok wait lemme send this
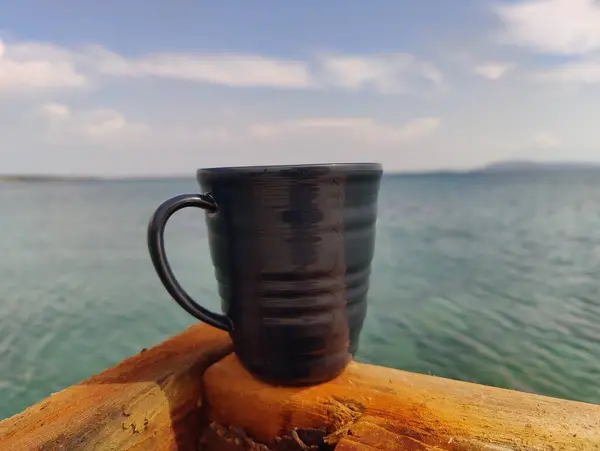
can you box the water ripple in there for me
[1,174,600,419]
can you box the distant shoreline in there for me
[2,161,600,182]
[0,175,107,182]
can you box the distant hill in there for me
[474,160,600,173]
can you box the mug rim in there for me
[197,162,382,177]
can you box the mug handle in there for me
[147,193,233,332]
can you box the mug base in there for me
[235,352,353,387]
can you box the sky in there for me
[2,0,600,176]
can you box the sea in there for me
[1,171,599,419]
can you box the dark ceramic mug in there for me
[147,163,382,385]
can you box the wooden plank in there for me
[3,323,600,451]
[203,354,600,450]
[0,324,232,451]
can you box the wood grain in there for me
[0,324,232,451]
[203,354,600,450]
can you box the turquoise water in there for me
[1,172,599,419]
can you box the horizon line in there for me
[2,160,600,181]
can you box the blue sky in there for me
[2,0,600,176]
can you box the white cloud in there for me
[91,48,313,89]
[77,109,141,138]
[421,62,444,86]
[0,38,442,94]
[37,102,240,147]
[534,59,600,83]
[36,102,440,149]
[533,130,559,147]
[248,116,441,142]
[38,103,149,145]
[41,102,70,119]
[495,0,600,55]
[474,62,514,80]
[99,49,442,93]
[314,53,443,93]
[0,40,88,92]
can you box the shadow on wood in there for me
[0,324,232,451]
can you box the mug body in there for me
[198,163,382,385]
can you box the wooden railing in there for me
[1,324,598,450]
